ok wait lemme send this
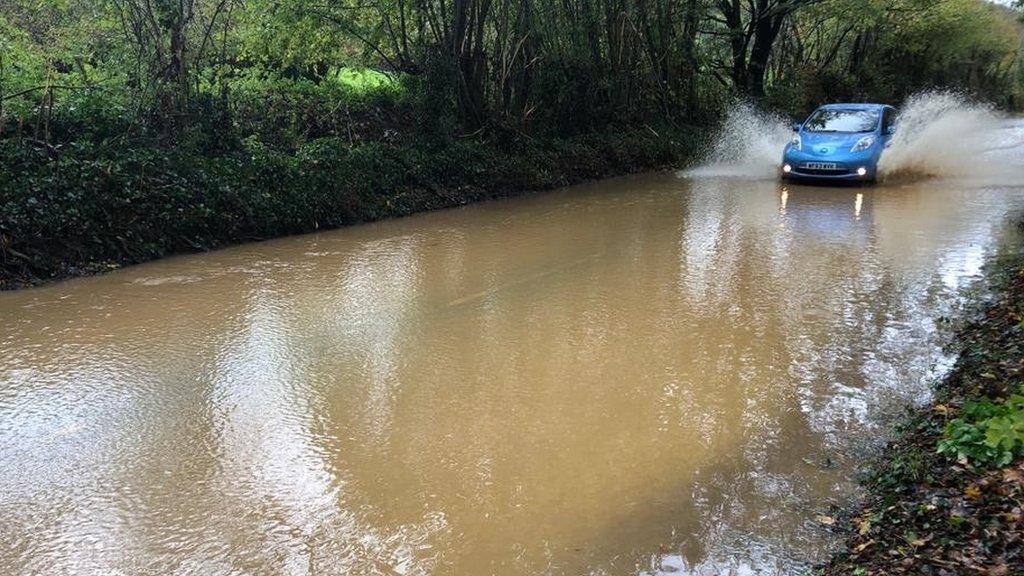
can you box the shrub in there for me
[1,123,698,286]
[937,389,1024,467]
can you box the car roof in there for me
[818,103,890,110]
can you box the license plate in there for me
[802,162,839,170]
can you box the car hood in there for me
[799,132,873,156]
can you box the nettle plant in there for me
[938,388,1024,467]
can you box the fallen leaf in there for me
[965,485,982,499]
[854,540,875,553]
[817,515,836,526]
[909,538,927,547]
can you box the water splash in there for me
[680,91,1023,185]
[680,102,792,180]
[879,91,1005,181]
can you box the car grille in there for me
[795,168,851,176]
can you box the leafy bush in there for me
[1,126,698,286]
[938,389,1024,467]
[335,68,398,93]
[227,69,410,151]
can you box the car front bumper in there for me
[781,149,879,181]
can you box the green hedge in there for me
[0,128,701,286]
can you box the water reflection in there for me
[2,170,1023,575]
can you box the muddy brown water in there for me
[3,132,1024,575]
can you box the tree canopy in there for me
[1,0,1022,144]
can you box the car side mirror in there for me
[792,122,801,132]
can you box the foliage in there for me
[0,126,699,285]
[335,68,396,92]
[770,0,1024,115]
[3,0,1022,145]
[225,68,408,150]
[0,15,48,116]
[938,391,1024,467]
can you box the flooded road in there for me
[3,125,1024,575]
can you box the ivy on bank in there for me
[0,128,702,288]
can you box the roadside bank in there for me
[0,127,701,289]
[821,221,1024,575]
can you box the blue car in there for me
[781,103,897,183]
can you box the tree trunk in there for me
[720,0,747,93]
[681,0,701,117]
[746,17,780,99]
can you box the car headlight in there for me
[790,135,802,151]
[851,136,876,152]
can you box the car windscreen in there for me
[802,109,879,133]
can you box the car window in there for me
[803,109,880,133]
[882,109,895,133]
